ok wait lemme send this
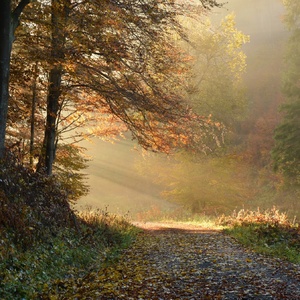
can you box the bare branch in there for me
[12,0,30,32]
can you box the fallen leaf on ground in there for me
[42,222,300,299]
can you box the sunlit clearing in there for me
[75,137,176,218]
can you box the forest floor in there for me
[49,222,300,299]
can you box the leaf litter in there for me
[42,222,300,299]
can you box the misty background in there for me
[76,0,291,218]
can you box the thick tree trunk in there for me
[0,0,30,158]
[0,0,12,158]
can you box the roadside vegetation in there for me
[218,207,300,264]
[0,152,139,300]
[135,205,218,226]
[1,151,299,299]
[137,205,300,264]
[1,0,300,299]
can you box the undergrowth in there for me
[0,151,139,299]
[218,207,300,264]
[0,208,138,300]
[135,205,219,228]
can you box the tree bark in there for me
[0,0,30,158]
[40,0,70,175]
[30,62,38,167]
[44,67,62,175]
[0,0,12,158]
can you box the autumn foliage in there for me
[0,150,78,249]
[219,207,300,263]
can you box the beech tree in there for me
[38,0,71,174]
[0,0,30,158]
[185,13,249,129]
[2,0,222,178]
[4,0,221,175]
[136,13,249,213]
[8,7,48,164]
[58,0,221,155]
[8,2,123,169]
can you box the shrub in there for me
[217,206,292,227]
[219,207,300,263]
[0,207,138,299]
[0,150,77,249]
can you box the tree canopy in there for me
[1,0,222,176]
[186,13,249,128]
[136,13,249,213]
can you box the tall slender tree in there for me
[38,0,71,175]
[0,1,12,158]
[0,0,30,158]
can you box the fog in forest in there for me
[76,0,295,219]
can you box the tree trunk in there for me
[43,67,62,175]
[0,0,12,158]
[39,0,70,175]
[30,62,38,167]
[0,0,30,158]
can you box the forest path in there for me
[59,222,300,299]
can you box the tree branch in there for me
[11,0,30,33]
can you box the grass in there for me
[2,190,299,299]
[218,207,300,264]
[135,205,222,228]
[0,208,139,300]
[0,151,140,299]
[135,205,215,225]
[117,205,300,264]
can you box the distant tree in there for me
[136,151,254,214]
[185,13,249,129]
[272,0,300,186]
[136,14,250,213]
[244,92,283,168]
[168,13,249,155]
[272,101,300,186]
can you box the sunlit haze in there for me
[76,0,295,219]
